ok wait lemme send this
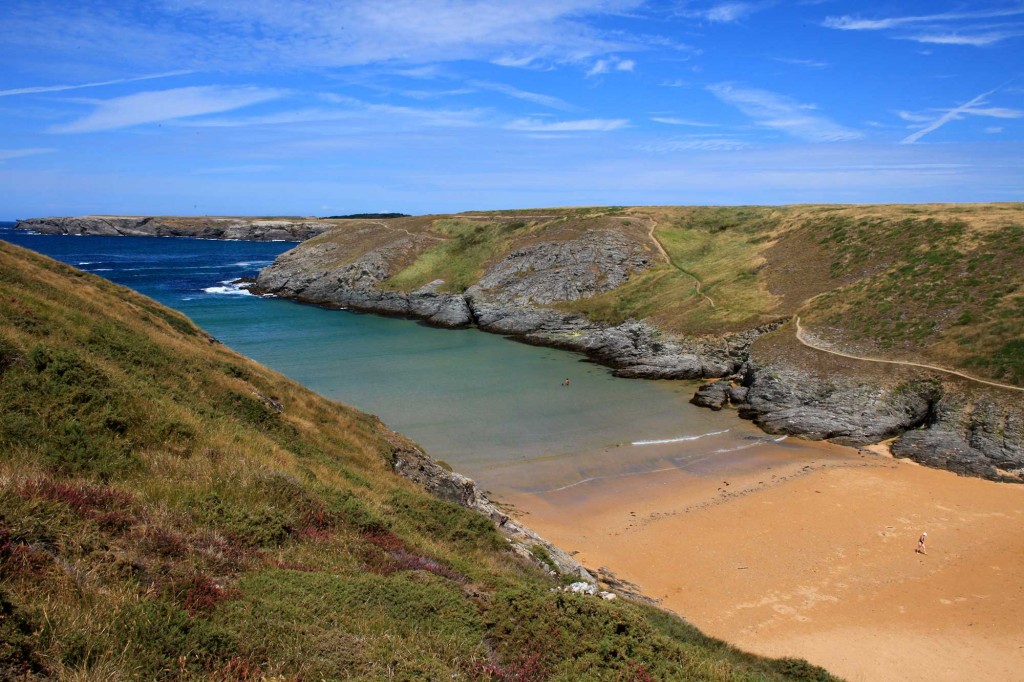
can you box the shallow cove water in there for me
[1,224,790,496]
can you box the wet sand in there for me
[503,439,1024,682]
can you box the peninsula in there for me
[247,204,1024,483]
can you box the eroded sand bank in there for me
[502,439,1024,682]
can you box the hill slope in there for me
[0,240,835,680]
[251,205,1024,482]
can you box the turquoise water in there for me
[1,224,770,493]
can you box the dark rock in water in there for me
[691,380,731,410]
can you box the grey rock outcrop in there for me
[15,216,332,242]
[737,362,937,444]
[889,394,1024,481]
[474,230,651,305]
[387,434,595,582]
[728,353,1023,482]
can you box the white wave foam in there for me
[202,279,254,296]
[233,260,273,267]
[632,429,730,446]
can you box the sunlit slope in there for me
[0,240,834,681]
[306,204,1023,385]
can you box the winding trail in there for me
[645,216,717,309]
[794,317,1024,392]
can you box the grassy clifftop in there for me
[299,203,1023,386]
[0,241,834,680]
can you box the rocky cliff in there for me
[253,216,775,379]
[15,215,333,241]
[254,207,1023,483]
[691,329,1024,483]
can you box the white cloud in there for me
[677,2,757,23]
[639,137,749,152]
[506,117,629,132]
[900,89,1023,143]
[0,70,194,98]
[823,7,1024,47]
[771,57,828,69]
[824,8,1024,31]
[651,117,717,127]
[467,80,576,110]
[908,30,1024,46]
[708,83,862,142]
[49,86,285,133]
[586,55,636,76]
[14,0,646,73]
[181,97,487,130]
[985,126,1005,133]
[0,148,56,162]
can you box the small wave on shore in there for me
[632,429,730,446]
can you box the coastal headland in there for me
[243,203,1023,483]
[11,204,1023,681]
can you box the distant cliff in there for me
[15,215,334,241]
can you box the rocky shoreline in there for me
[14,216,333,242]
[254,239,1023,484]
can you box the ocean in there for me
[0,222,779,495]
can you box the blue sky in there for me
[1,0,1022,217]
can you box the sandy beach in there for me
[504,439,1024,682]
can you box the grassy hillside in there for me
[0,240,836,680]
[313,204,1022,386]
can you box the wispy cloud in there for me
[772,57,828,68]
[12,1,647,73]
[49,86,285,133]
[651,116,717,127]
[676,2,759,23]
[824,8,1024,31]
[586,56,637,77]
[192,164,280,175]
[908,30,1024,46]
[467,80,575,110]
[0,70,194,98]
[506,117,629,132]
[900,88,1024,144]
[708,83,862,142]
[0,148,56,162]
[824,7,1024,46]
[180,97,487,130]
[639,136,749,152]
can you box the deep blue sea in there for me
[1,222,774,494]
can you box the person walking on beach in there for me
[916,532,928,555]
[562,377,570,387]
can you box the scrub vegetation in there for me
[323,203,1024,386]
[0,240,836,680]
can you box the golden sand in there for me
[503,439,1024,682]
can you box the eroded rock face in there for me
[15,216,332,242]
[474,230,651,305]
[889,395,1024,481]
[730,357,1023,483]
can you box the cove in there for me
[0,225,783,496]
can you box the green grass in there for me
[383,218,533,293]
[0,240,838,680]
